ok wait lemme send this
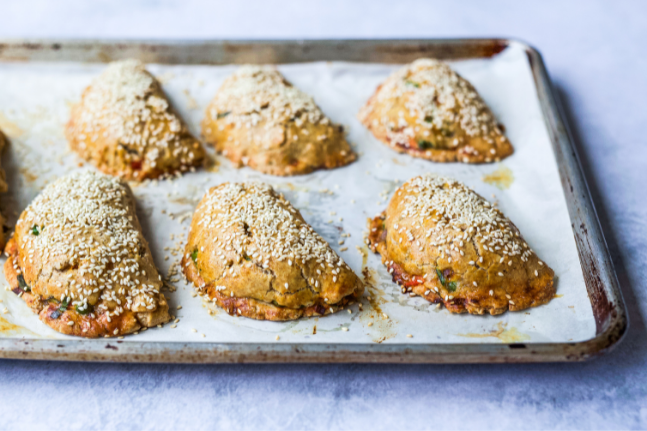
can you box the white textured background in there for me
[0,0,646,429]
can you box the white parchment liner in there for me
[0,43,595,344]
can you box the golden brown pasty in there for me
[368,174,554,315]
[182,182,364,320]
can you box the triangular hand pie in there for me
[66,59,205,180]
[4,171,170,337]
[202,66,356,176]
[359,59,513,163]
[368,174,554,315]
[182,182,364,320]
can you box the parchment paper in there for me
[0,42,595,344]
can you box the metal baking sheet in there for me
[0,39,627,363]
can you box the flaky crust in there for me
[201,66,356,176]
[3,171,170,337]
[0,130,7,249]
[358,59,513,163]
[66,59,205,181]
[367,175,555,315]
[182,182,364,321]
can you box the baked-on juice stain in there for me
[482,165,514,190]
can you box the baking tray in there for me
[0,39,627,363]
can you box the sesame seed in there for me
[406,334,413,338]
[341,327,349,332]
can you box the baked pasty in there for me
[66,59,205,181]
[182,182,364,320]
[201,66,356,176]
[3,171,170,337]
[0,130,8,249]
[358,59,513,163]
[368,174,554,315]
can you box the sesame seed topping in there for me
[194,182,348,291]
[396,175,533,275]
[208,66,326,128]
[365,59,505,148]
[70,60,200,176]
[16,171,164,319]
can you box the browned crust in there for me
[66,71,205,182]
[364,121,512,164]
[367,213,555,315]
[201,68,357,177]
[4,238,169,338]
[202,118,356,176]
[182,252,361,321]
[358,83,514,164]
[0,129,7,250]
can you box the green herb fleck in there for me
[424,116,433,123]
[191,249,198,264]
[59,297,69,312]
[51,297,69,319]
[31,224,40,236]
[405,80,420,88]
[217,111,231,119]
[243,254,251,261]
[447,281,457,292]
[17,274,31,292]
[418,140,435,150]
[441,127,454,137]
[436,268,446,286]
[75,304,93,315]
